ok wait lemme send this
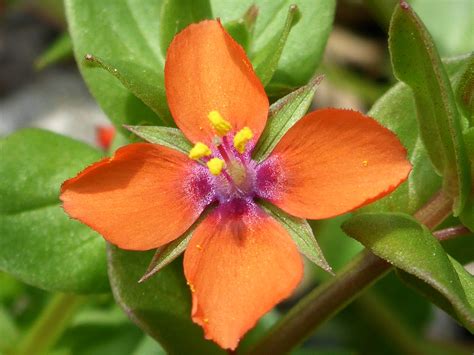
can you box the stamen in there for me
[207,157,225,176]
[208,110,232,136]
[233,127,254,153]
[188,142,212,160]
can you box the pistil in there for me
[188,110,257,197]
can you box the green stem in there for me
[433,225,471,241]
[246,190,452,355]
[15,293,85,355]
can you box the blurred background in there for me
[1,0,473,354]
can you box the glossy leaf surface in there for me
[0,129,108,293]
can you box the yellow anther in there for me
[362,160,368,167]
[189,142,212,160]
[196,244,203,250]
[203,318,209,323]
[207,158,225,176]
[233,127,254,153]
[208,110,232,136]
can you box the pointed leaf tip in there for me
[400,1,410,10]
[260,202,332,274]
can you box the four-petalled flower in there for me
[61,20,411,350]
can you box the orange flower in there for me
[61,21,411,350]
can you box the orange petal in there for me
[61,143,215,250]
[184,200,303,350]
[259,109,411,219]
[165,20,269,144]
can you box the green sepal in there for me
[139,210,210,283]
[84,54,173,127]
[253,75,323,162]
[125,125,193,155]
[260,201,332,274]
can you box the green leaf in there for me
[260,201,332,273]
[57,305,151,355]
[107,245,223,354]
[35,32,73,70]
[159,0,213,56]
[455,54,474,123]
[125,125,192,155]
[66,0,335,134]
[411,0,473,57]
[397,256,474,334]
[84,54,173,126]
[0,129,108,293]
[212,0,336,96]
[223,5,258,51]
[253,75,323,162]
[343,212,474,331]
[362,55,473,214]
[65,0,166,132]
[252,4,300,86]
[389,2,471,215]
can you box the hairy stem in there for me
[246,190,453,354]
[15,293,84,355]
